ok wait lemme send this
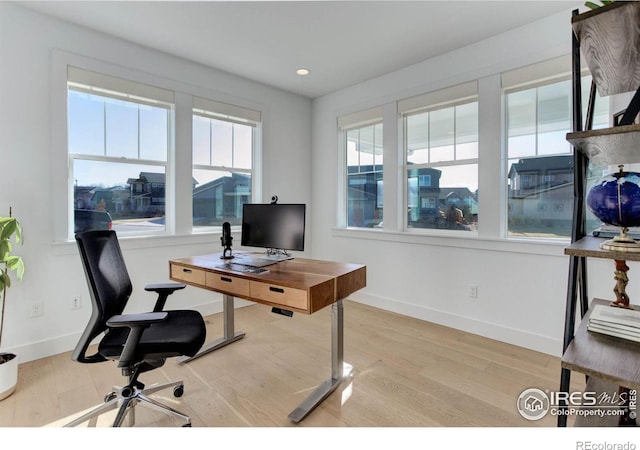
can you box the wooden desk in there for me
[169,252,366,422]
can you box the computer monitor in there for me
[241,203,306,252]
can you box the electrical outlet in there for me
[468,284,478,299]
[29,302,44,318]
[71,295,82,310]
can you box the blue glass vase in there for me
[587,165,640,252]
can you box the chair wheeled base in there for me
[64,378,191,427]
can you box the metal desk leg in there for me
[288,299,353,423]
[179,294,245,363]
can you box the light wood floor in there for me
[0,300,584,427]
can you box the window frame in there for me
[401,84,479,234]
[339,115,384,229]
[502,62,609,240]
[337,106,384,228]
[52,51,263,244]
[333,56,607,249]
[191,100,261,232]
[67,80,175,239]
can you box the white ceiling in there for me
[20,1,582,98]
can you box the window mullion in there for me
[453,106,457,161]
[209,120,213,166]
[137,105,141,160]
[427,112,432,164]
[103,100,107,157]
[357,129,361,171]
[535,87,539,156]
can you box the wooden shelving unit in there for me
[560,3,640,427]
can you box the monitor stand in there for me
[232,249,294,267]
[261,249,294,262]
[260,253,294,262]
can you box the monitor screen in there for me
[241,203,306,252]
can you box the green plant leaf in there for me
[0,218,16,241]
[0,214,24,302]
[585,0,614,9]
[0,271,10,290]
[6,256,24,280]
[0,239,11,262]
[0,217,22,244]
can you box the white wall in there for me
[310,8,629,357]
[0,3,312,362]
[1,3,626,364]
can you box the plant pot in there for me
[0,353,18,400]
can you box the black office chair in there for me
[66,230,206,427]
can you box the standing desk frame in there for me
[169,253,366,423]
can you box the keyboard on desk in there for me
[215,262,269,274]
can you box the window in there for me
[338,107,384,228]
[67,67,174,237]
[504,61,609,239]
[401,82,479,231]
[345,122,383,228]
[192,97,260,228]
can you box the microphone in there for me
[220,222,233,259]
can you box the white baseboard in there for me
[347,292,563,357]
[9,293,562,365]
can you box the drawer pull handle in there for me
[221,277,233,283]
[182,268,192,273]
[269,287,285,294]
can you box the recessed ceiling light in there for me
[296,68,310,76]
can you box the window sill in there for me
[52,232,223,256]
[331,227,569,257]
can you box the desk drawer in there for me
[206,272,251,297]
[171,264,206,286]
[250,282,308,311]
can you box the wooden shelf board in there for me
[562,298,640,391]
[567,124,640,166]
[565,236,640,262]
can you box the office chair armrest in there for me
[144,282,186,294]
[107,312,169,369]
[145,282,187,311]
[107,312,168,328]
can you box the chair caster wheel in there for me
[104,392,117,402]
[173,385,184,397]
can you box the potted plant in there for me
[0,208,24,400]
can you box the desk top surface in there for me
[170,252,366,290]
